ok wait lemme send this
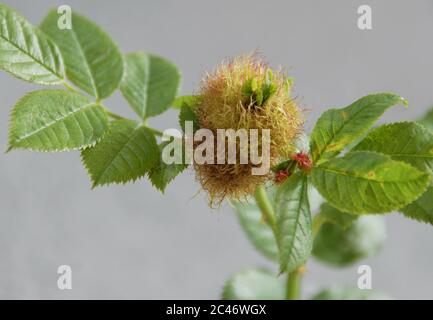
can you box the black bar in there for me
[0,300,428,318]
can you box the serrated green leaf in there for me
[317,202,357,229]
[312,286,389,300]
[231,198,279,262]
[120,52,180,119]
[354,122,433,174]
[222,268,285,300]
[275,173,312,273]
[312,151,430,214]
[81,120,159,187]
[148,140,187,192]
[313,216,385,267]
[40,10,123,99]
[179,100,200,132]
[401,186,433,225]
[310,93,406,164]
[0,4,64,84]
[8,89,108,152]
[171,95,200,109]
[419,107,433,131]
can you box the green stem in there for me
[286,267,303,300]
[104,108,165,138]
[147,127,164,137]
[253,185,277,232]
[105,110,125,121]
[61,81,165,137]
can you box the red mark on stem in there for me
[291,152,313,172]
[275,169,290,183]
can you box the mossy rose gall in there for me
[193,55,304,204]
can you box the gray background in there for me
[0,0,432,299]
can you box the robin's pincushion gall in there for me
[193,55,303,205]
